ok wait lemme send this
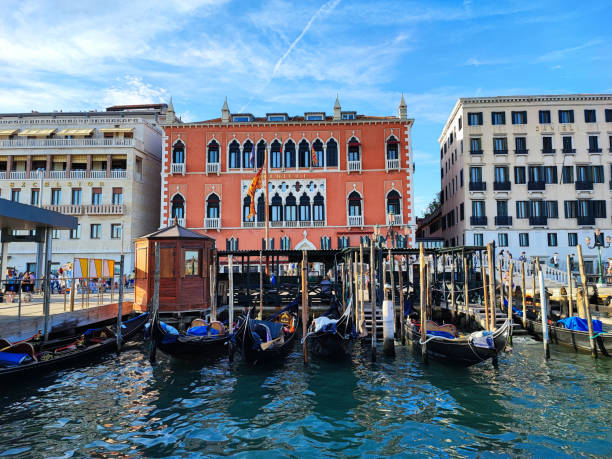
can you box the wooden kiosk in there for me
[134,223,216,313]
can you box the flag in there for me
[311,145,319,166]
[247,166,264,219]
[250,146,255,167]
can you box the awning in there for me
[12,155,27,161]
[92,154,107,161]
[111,154,127,160]
[0,156,7,161]
[71,155,87,162]
[99,128,134,133]
[0,129,17,136]
[57,129,94,136]
[17,128,56,137]
[32,155,47,161]
[52,155,67,162]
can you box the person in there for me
[128,270,135,288]
[607,258,612,277]
[5,269,16,303]
[519,251,527,262]
[550,252,559,269]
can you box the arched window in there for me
[280,236,291,250]
[172,140,185,163]
[387,190,401,216]
[243,196,253,222]
[326,138,338,167]
[348,137,360,162]
[256,195,265,222]
[207,140,219,163]
[284,139,296,168]
[256,140,266,168]
[285,193,297,221]
[206,193,220,218]
[229,140,240,169]
[171,194,185,219]
[386,136,399,160]
[271,140,282,168]
[313,192,325,221]
[271,193,283,221]
[312,139,323,168]
[348,191,362,216]
[299,194,311,221]
[243,140,254,168]
[298,139,310,168]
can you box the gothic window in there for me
[386,136,399,160]
[348,137,360,162]
[271,140,282,168]
[386,190,401,216]
[313,192,325,221]
[206,193,220,218]
[320,236,331,250]
[348,191,362,216]
[226,237,238,250]
[280,236,291,250]
[207,140,219,163]
[172,140,185,163]
[299,193,311,221]
[256,140,266,168]
[229,140,240,169]
[171,194,185,218]
[257,195,265,222]
[271,193,283,221]
[298,139,310,168]
[243,195,253,222]
[284,139,296,168]
[326,138,338,167]
[285,194,297,221]
[243,140,254,168]
[312,139,323,168]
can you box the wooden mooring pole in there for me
[148,242,160,364]
[397,255,405,346]
[566,254,573,318]
[481,263,490,331]
[463,256,469,327]
[521,260,527,328]
[507,260,513,345]
[487,243,496,331]
[537,262,550,359]
[450,258,456,321]
[383,248,395,355]
[419,243,427,363]
[370,241,377,361]
[116,254,125,354]
[258,251,263,320]
[302,250,309,364]
[577,245,597,358]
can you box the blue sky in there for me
[1,0,611,215]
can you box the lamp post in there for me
[585,229,611,285]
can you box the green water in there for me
[1,338,611,458]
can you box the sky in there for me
[1,0,611,215]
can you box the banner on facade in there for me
[73,258,115,278]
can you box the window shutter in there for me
[569,110,574,123]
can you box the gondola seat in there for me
[210,321,225,335]
[190,318,206,328]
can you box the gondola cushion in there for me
[313,316,338,333]
[557,316,603,333]
[160,322,179,335]
[426,330,455,340]
[186,325,219,336]
[0,351,32,366]
[470,331,494,349]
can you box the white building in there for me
[0,103,169,274]
[438,94,612,274]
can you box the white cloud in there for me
[102,76,169,107]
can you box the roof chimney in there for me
[398,93,407,120]
[333,94,341,120]
[222,97,230,123]
[166,97,176,123]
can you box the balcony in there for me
[29,170,45,179]
[206,162,220,175]
[348,215,363,227]
[529,216,547,226]
[527,181,545,191]
[270,221,284,228]
[42,204,83,215]
[174,218,185,227]
[562,148,576,154]
[387,213,403,226]
[49,170,66,179]
[70,170,87,179]
[493,149,508,155]
[312,220,325,227]
[470,216,487,226]
[470,150,483,155]
[110,169,126,179]
[348,160,362,173]
[85,204,124,215]
[514,149,529,154]
[495,216,513,226]
[10,171,26,179]
[0,172,5,179]
[541,149,556,154]
[285,220,298,227]
[469,181,486,191]
[575,181,593,191]
[299,220,313,227]
[577,216,595,226]
[90,170,106,178]
[243,221,256,228]
[0,138,134,149]
[205,217,221,230]
[386,158,400,171]
[588,148,602,153]
[493,181,511,191]
[171,163,185,175]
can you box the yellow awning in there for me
[111,154,127,160]
[17,128,56,137]
[12,155,27,161]
[71,155,87,162]
[92,154,108,161]
[52,155,67,162]
[99,128,134,134]
[0,129,17,136]
[57,129,94,136]
[32,155,47,160]
[0,156,7,161]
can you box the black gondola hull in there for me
[151,320,229,360]
[306,332,353,360]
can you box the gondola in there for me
[0,312,149,381]
[150,315,230,360]
[404,319,511,366]
[303,299,355,360]
[513,313,611,356]
[235,300,299,365]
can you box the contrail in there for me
[239,0,341,112]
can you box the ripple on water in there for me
[0,340,611,457]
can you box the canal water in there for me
[1,338,610,458]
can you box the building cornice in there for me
[163,118,415,129]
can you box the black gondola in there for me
[150,316,230,360]
[304,299,355,360]
[235,301,300,365]
[0,312,149,381]
[514,314,611,356]
[404,319,511,366]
